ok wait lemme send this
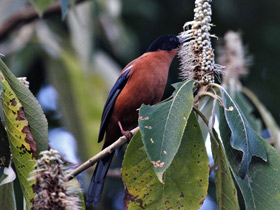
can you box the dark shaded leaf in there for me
[211,130,239,210]
[219,106,280,210]
[139,80,194,182]
[0,59,48,156]
[220,87,267,178]
[0,118,10,178]
[242,87,280,151]
[123,112,209,210]
[0,182,16,210]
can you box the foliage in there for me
[0,64,37,208]
[139,81,194,182]
[210,130,239,210]
[0,0,279,210]
[0,182,16,210]
[123,112,209,210]
[219,106,280,209]
[219,86,267,178]
[0,59,49,156]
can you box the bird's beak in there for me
[177,36,192,44]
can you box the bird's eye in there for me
[169,37,175,42]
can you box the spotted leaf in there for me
[139,80,194,182]
[0,72,36,209]
[0,59,48,156]
[123,112,209,210]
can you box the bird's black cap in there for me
[146,34,189,52]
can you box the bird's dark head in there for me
[146,34,187,52]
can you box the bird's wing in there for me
[98,66,133,142]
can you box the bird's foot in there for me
[118,121,133,141]
[122,130,133,141]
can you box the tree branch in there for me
[66,127,139,181]
[0,0,88,42]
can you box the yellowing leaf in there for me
[0,72,36,209]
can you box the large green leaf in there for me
[219,106,280,210]
[0,182,16,210]
[219,86,267,178]
[139,80,194,182]
[0,71,36,209]
[123,112,209,210]
[28,0,54,16]
[0,59,48,156]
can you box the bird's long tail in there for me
[86,151,115,206]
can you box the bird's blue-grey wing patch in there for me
[98,66,132,142]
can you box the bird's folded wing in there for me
[97,66,133,142]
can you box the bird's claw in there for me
[118,121,133,142]
[122,131,133,142]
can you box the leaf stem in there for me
[65,127,139,181]
[193,106,209,126]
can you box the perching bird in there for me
[87,34,190,206]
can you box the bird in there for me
[86,34,190,206]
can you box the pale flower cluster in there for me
[218,31,250,84]
[30,149,81,210]
[178,0,223,84]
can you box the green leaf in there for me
[242,87,280,151]
[0,182,17,210]
[139,80,194,182]
[28,0,54,16]
[219,106,280,210]
[0,59,48,156]
[211,131,239,210]
[60,0,70,19]
[219,86,267,178]
[0,71,36,209]
[208,100,239,210]
[122,112,209,210]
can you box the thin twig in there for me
[193,106,209,125]
[66,127,139,181]
[0,0,88,42]
[208,82,222,90]
[194,91,223,105]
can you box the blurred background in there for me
[0,0,279,209]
